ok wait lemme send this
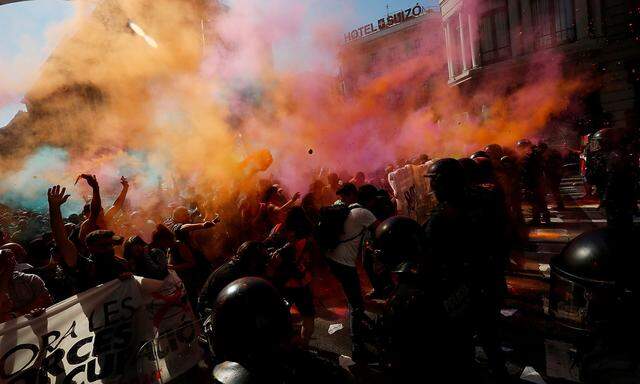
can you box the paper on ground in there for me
[328,323,344,334]
[521,366,546,384]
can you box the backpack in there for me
[315,204,353,251]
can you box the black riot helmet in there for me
[457,157,479,186]
[212,361,253,384]
[500,155,516,167]
[551,228,617,284]
[374,216,424,273]
[426,158,466,203]
[516,139,532,149]
[484,144,503,160]
[210,277,292,364]
[473,156,494,184]
[470,150,489,160]
[592,128,624,152]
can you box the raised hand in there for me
[75,174,99,189]
[47,185,70,207]
[120,176,129,189]
[292,192,301,202]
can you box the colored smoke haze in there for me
[0,0,589,212]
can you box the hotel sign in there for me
[344,4,426,43]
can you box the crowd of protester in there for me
[1,134,638,382]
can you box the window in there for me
[450,17,463,75]
[479,8,511,64]
[531,0,576,49]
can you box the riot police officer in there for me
[500,155,524,224]
[554,229,640,383]
[374,215,472,381]
[538,142,565,210]
[422,159,476,380]
[207,277,353,383]
[424,158,511,383]
[585,129,610,202]
[592,128,638,233]
[516,139,550,225]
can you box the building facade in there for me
[339,5,443,98]
[439,0,639,140]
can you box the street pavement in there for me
[304,175,638,382]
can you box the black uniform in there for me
[541,146,565,209]
[466,186,511,382]
[422,202,475,380]
[424,158,510,382]
[602,149,637,233]
[519,147,550,224]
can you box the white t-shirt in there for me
[326,204,377,267]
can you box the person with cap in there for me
[325,182,377,361]
[207,277,353,384]
[1,248,52,322]
[85,229,129,285]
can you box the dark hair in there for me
[261,186,279,203]
[358,184,378,204]
[28,238,51,262]
[123,236,147,261]
[283,207,313,238]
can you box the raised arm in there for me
[85,174,102,223]
[77,174,102,241]
[176,217,219,235]
[273,192,301,213]
[48,185,79,267]
[105,176,129,223]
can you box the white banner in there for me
[388,161,436,224]
[0,271,201,384]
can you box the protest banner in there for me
[0,272,201,384]
[388,161,436,224]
